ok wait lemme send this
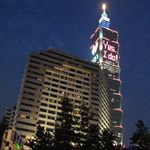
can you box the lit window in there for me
[93,73,97,77]
[85,73,89,76]
[36,89,41,92]
[44,86,49,90]
[76,95,81,99]
[92,78,96,81]
[41,97,47,101]
[68,93,72,97]
[75,90,81,94]
[34,94,40,97]
[37,78,42,81]
[31,111,36,114]
[30,117,36,120]
[63,66,68,70]
[20,115,26,118]
[76,75,82,79]
[45,77,50,81]
[50,99,56,103]
[74,110,79,114]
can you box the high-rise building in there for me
[90,4,123,145]
[14,48,111,142]
[4,105,16,128]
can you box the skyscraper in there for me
[14,48,112,143]
[90,4,123,145]
[4,105,16,128]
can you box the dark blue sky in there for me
[1,0,150,147]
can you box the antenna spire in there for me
[102,3,107,17]
[99,3,110,28]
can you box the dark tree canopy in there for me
[26,96,117,150]
[54,96,76,150]
[100,129,116,150]
[26,124,53,150]
[130,120,150,150]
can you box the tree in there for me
[100,129,116,150]
[54,95,77,150]
[84,124,102,150]
[138,134,150,149]
[78,103,91,149]
[26,124,53,150]
[0,116,8,147]
[53,97,117,150]
[130,120,149,150]
[78,103,102,150]
[79,103,116,150]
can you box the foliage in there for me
[130,120,150,150]
[78,103,116,150]
[78,103,91,149]
[27,96,117,150]
[54,96,77,150]
[0,116,8,147]
[78,103,102,150]
[26,124,53,150]
[100,129,116,150]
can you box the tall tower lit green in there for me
[90,3,123,145]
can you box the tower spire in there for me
[102,3,107,17]
[99,3,110,28]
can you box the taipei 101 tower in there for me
[90,4,123,145]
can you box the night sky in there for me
[1,0,150,147]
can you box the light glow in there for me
[102,3,106,11]
[92,40,99,55]
[114,108,123,113]
[114,125,123,129]
[113,93,122,97]
[112,64,120,68]
[113,78,121,82]
[14,141,20,150]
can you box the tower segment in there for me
[90,3,123,145]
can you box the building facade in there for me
[1,128,24,150]
[90,4,123,145]
[14,48,111,142]
[4,105,16,129]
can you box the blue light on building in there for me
[99,20,110,28]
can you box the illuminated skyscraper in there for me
[14,48,112,146]
[90,4,123,145]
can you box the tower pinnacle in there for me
[102,3,107,17]
[99,3,110,28]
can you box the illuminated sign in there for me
[14,141,20,149]
[103,38,118,65]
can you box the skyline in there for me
[1,0,150,147]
